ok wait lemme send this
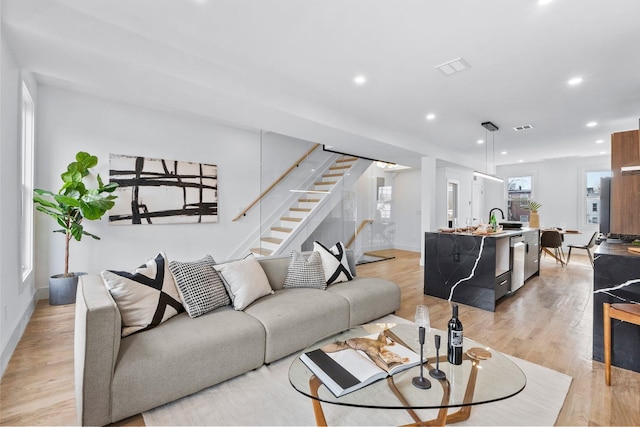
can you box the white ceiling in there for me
[3,0,640,170]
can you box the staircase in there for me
[250,156,366,257]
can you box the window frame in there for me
[20,81,35,284]
[580,168,612,228]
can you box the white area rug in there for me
[143,316,572,426]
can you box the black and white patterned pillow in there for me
[284,251,326,290]
[313,241,354,285]
[101,252,184,337]
[169,255,231,318]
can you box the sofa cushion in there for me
[101,252,184,337]
[110,306,266,422]
[244,288,350,363]
[213,254,274,310]
[327,277,401,326]
[313,241,354,285]
[169,255,231,318]
[283,251,326,290]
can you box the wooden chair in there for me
[603,303,640,385]
[566,231,598,267]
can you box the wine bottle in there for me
[447,304,463,365]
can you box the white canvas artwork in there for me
[109,154,218,225]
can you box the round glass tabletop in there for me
[289,321,526,411]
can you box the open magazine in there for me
[300,331,421,397]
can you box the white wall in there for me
[0,35,38,377]
[33,86,309,296]
[392,169,421,252]
[497,155,610,247]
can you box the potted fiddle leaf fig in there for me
[33,151,118,305]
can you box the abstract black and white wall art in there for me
[109,154,218,225]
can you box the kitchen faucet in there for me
[489,208,505,221]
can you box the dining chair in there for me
[566,231,598,267]
[540,230,565,266]
[603,303,640,385]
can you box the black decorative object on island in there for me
[448,304,463,365]
[412,326,431,389]
[429,334,446,380]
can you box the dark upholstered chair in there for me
[541,230,565,266]
[566,231,598,267]
[603,303,640,385]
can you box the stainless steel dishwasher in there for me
[510,235,525,292]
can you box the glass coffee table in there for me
[289,321,526,426]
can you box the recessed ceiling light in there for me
[568,76,583,86]
[600,151,607,155]
[426,113,436,120]
[595,139,604,144]
[587,121,598,127]
[519,160,524,163]
[477,139,485,144]
[501,151,507,155]
[538,0,553,5]
[354,75,366,85]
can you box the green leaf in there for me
[101,182,119,193]
[83,230,101,240]
[97,174,104,188]
[33,196,60,210]
[54,194,81,207]
[34,188,55,196]
[76,151,98,168]
[70,222,84,241]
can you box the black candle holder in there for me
[412,326,432,389]
[429,334,446,380]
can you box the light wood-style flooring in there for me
[1,250,638,426]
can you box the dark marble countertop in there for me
[595,241,640,257]
[431,228,537,239]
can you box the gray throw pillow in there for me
[169,255,231,318]
[284,251,326,290]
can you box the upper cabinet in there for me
[610,129,640,235]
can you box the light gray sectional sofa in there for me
[74,250,401,425]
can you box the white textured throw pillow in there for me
[101,252,184,337]
[284,251,326,290]
[313,241,354,285]
[169,255,231,318]
[213,254,274,310]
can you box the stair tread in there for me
[271,227,293,233]
[323,173,344,178]
[261,237,283,244]
[298,198,320,203]
[281,217,303,222]
[330,165,351,170]
[290,207,311,212]
[336,157,358,163]
[315,181,336,185]
[250,248,272,256]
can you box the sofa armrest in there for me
[75,274,121,426]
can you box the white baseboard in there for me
[0,296,36,379]
[36,286,49,301]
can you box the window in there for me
[507,176,532,221]
[21,82,35,281]
[377,186,392,219]
[584,170,611,225]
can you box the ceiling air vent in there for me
[435,57,470,76]
[513,124,534,131]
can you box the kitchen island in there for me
[424,228,540,311]
[593,241,640,374]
